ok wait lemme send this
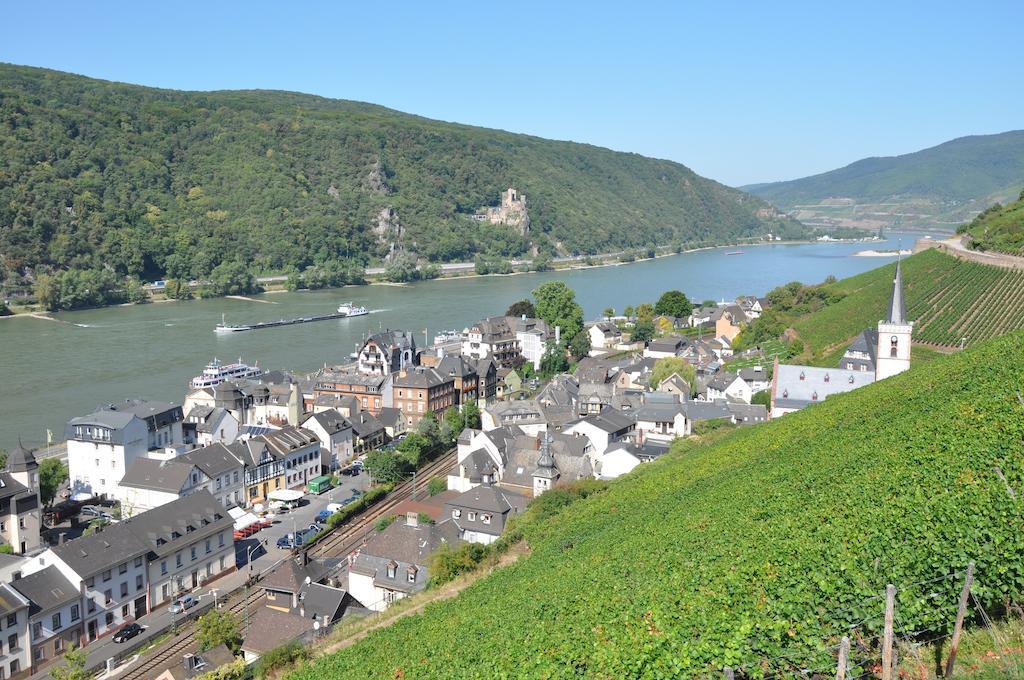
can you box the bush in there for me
[427,477,448,496]
[253,641,309,678]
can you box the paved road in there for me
[923,236,1024,271]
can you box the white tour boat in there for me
[336,302,369,317]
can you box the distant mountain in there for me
[0,64,802,290]
[958,191,1024,255]
[744,130,1024,231]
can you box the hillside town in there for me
[0,270,914,679]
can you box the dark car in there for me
[113,623,143,643]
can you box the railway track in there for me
[115,451,454,679]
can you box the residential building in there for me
[632,394,687,443]
[300,410,353,471]
[357,330,418,376]
[154,645,235,680]
[656,372,691,398]
[0,443,41,555]
[66,400,184,498]
[378,408,406,441]
[25,526,150,643]
[705,371,751,403]
[588,322,622,350]
[0,584,30,679]
[435,355,479,407]
[393,367,457,427]
[462,316,553,369]
[475,358,498,404]
[11,566,80,672]
[564,407,636,457]
[348,513,458,611]
[123,491,234,609]
[184,406,239,447]
[713,305,747,342]
[443,486,526,545]
[643,336,688,359]
[245,428,321,502]
[349,412,387,454]
[117,444,244,515]
[313,370,392,417]
[495,368,523,400]
[737,366,771,394]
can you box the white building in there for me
[0,583,31,678]
[1,442,42,555]
[65,400,184,499]
[11,565,82,670]
[875,263,914,380]
[563,408,636,457]
[117,443,244,515]
[588,322,622,350]
[300,410,354,471]
[705,372,751,403]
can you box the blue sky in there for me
[2,1,1022,186]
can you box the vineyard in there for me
[289,332,1024,678]
[792,248,1024,359]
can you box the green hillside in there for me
[788,248,1024,363]
[744,131,1024,231]
[0,63,800,292]
[293,333,1024,677]
[958,192,1024,255]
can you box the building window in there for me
[482,513,492,525]
[87,599,96,614]
[386,562,397,579]
[176,553,182,568]
[120,582,128,598]
[119,562,128,575]
[451,509,461,519]
[104,589,112,605]
[160,560,167,575]
[33,647,44,662]
[6,614,15,627]
[467,511,476,521]
[105,613,113,626]
[407,567,417,583]
[134,557,143,568]
[102,569,112,582]
[121,604,130,618]
[32,622,43,640]
[70,604,79,622]
[219,532,225,548]
[162,584,170,600]
[205,538,212,554]
[52,612,62,630]
[54,637,64,653]
[191,547,197,561]
[8,634,18,651]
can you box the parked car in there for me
[316,509,333,523]
[80,505,102,517]
[340,467,356,476]
[326,502,344,514]
[113,623,143,643]
[168,595,196,614]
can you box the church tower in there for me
[875,260,913,380]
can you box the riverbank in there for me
[853,248,913,257]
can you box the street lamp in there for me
[209,588,219,608]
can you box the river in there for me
[0,233,935,449]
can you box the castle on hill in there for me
[475,187,530,237]
[770,260,913,417]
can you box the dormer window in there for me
[811,391,818,401]
[481,514,492,525]
[824,373,830,383]
[782,389,788,398]
[451,509,461,519]
[407,566,417,583]
[799,371,805,381]
[467,511,477,522]
[849,375,855,383]
[386,561,397,579]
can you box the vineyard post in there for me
[944,561,976,678]
[835,636,850,680]
[882,584,896,680]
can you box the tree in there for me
[623,305,634,320]
[654,290,693,319]
[505,299,535,318]
[635,303,655,322]
[569,330,591,361]
[443,407,464,442]
[383,253,419,283]
[649,357,697,391]
[532,253,553,272]
[416,411,440,445]
[364,450,405,484]
[51,646,90,680]
[0,544,13,555]
[397,432,431,468]
[427,477,448,496]
[39,458,68,507]
[0,448,7,470]
[603,307,615,320]
[539,344,570,376]
[532,281,584,345]
[751,390,771,407]
[196,609,241,653]
[462,400,481,430]
[632,320,655,343]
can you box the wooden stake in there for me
[835,636,850,680]
[882,584,896,680]
[945,562,976,678]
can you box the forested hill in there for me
[743,130,1024,231]
[0,63,800,288]
[958,191,1024,255]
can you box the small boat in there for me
[724,250,744,256]
[337,302,369,317]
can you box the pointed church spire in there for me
[887,259,907,325]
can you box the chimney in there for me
[406,511,418,527]
[292,590,299,609]
[300,604,305,618]
[183,654,195,671]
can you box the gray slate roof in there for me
[176,443,244,478]
[773,364,875,410]
[122,490,232,559]
[52,523,151,577]
[119,458,194,493]
[10,565,78,615]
